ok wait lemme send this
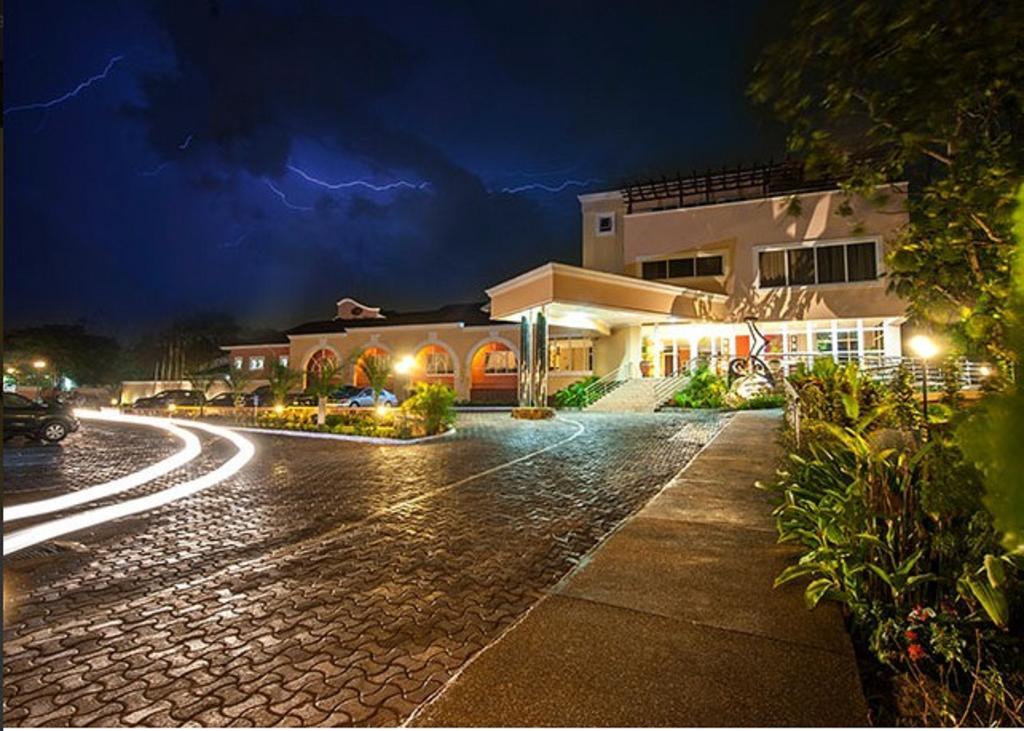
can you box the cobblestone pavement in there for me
[3,412,726,727]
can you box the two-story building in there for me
[223,161,909,407]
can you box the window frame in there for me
[754,237,882,289]
[548,338,595,374]
[640,253,726,281]
[482,349,517,375]
[424,350,455,375]
[248,355,265,371]
[595,214,615,236]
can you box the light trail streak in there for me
[3,417,255,556]
[3,411,202,522]
[4,55,126,116]
[178,133,194,150]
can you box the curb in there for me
[232,425,457,446]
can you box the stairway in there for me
[586,374,689,413]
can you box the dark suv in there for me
[3,392,81,443]
[131,389,205,409]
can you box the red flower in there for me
[904,629,919,642]
[907,643,927,662]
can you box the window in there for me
[816,245,846,284]
[483,350,517,374]
[835,330,858,362]
[549,339,594,372]
[3,392,32,408]
[668,258,695,278]
[787,249,815,285]
[641,260,667,280]
[424,350,454,375]
[695,255,724,277]
[248,356,265,371]
[232,356,243,371]
[596,214,614,235]
[847,242,878,281]
[278,355,289,368]
[643,254,723,280]
[758,251,786,287]
[759,241,879,287]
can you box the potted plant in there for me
[639,337,654,377]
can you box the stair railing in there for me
[582,360,632,406]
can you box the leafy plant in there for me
[305,356,342,426]
[224,365,252,410]
[553,375,599,408]
[737,393,785,410]
[673,365,726,408]
[351,352,393,404]
[401,382,456,435]
[266,358,302,408]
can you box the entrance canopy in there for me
[485,262,729,334]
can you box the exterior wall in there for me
[592,326,641,378]
[226,345,291,381]
[288,325,520,403]
[621,185,910,322]
[580,192,626,274]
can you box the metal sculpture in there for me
[728,317,775,385]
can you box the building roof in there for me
[285,301,498,335]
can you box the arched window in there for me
[306,349,339,378]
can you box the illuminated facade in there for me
[225,164,910,405]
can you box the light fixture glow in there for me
[375,404,390,417]
[979,365,992,377]
[3,410,202,522]
[909,335,940,360]
[274,404,285,414]
[394,355,417,375]
[3,417,255,556]
[32,360,47,369]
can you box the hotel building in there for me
[223,161,909,408]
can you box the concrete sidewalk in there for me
[411,411,868,727]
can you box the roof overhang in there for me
[485,262,728,333]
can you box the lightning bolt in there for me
[178,134,194,150]
[4,55,126,116]
[287,163,427,192]
[501,179,600,194]
[263,179,313,211]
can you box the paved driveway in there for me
[3,412,724,726]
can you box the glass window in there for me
[787,249,816,285]
[549,340,593,372]
[759,250,786,287]
[864,329,885,352]
[641,260,667,280]
[3,392,32,407]
[836,330,858,361]
[668,257,695,278]
[483,350,517,374]
[278,355,289,368]
[816,245,846,284]
[248,356,265,371]
[696,255,724,276]
[597,215,614,234]
[424,350,454,375]
[814,332,832,353]
[232,356,243,370]
[847,242,878,281]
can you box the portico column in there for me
[533,307,549,406]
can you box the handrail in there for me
[582,360,632,405]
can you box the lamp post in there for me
[908,335,939,435]
[394,354,416,401]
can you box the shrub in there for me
[737,393,785,410]
[553,375,599,408]
[401,382,456,435]
[673,366,726,408]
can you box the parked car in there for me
[241,385,273,407]
[132,390,205,409]
[327,385,362,404]
[344,388,399,408]
[205,392,238,407]
[3,392,81,443]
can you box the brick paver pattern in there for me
[3,412,724,726]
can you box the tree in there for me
[306,357,342,426]
[352,352,393,405]
[186,371,219,417]
[750,0,1024,362]
[265,356,302,408]
[4,324,124,386]
[224,364,253,411]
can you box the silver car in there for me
[345,388,399,407]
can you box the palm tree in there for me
[186,371,218,417]
[225,364,253,414]
[352,352,393,405]
[266,357,302,408]
[306,358,342,426]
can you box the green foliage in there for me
[772,365,1023,724]
[255,407,412,440]
[4,324,124,386]
[401,382,456,436]
[224,365,253,408]
[736,393,786,410]
[750,0,1024,362]
[553,376,599,408]
[266,359,302,407]
[351,352,392,402]
[305,357,342,426]
[673,366,726,408]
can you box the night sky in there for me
[4,0,786,337]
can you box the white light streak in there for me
[287,163,427,192]
[501,178,600,194]
[178,133,194,150]
[5,55,126,116]
[4,411,202,522]
[3,418,255,556]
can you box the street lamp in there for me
[32,360,47,370]
[394,355,416,375]
[908,335,939,432]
